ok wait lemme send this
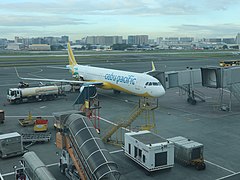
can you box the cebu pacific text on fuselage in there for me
[104,73,137,85]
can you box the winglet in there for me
[151,61,156,71]
[67,42,77,66]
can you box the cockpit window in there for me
[145,82,161,86]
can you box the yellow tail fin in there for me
[67,43,77,66]
[151,61,156,71]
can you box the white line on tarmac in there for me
[205,160,236,174]
[187,118,200,122]
[40,106,46,109]
[0,83,19,87]
[6,116,54,118]
[46,162,59,167]
[110,149,124,154]
[2,172,15,177]
[98,116,131,132]
[98,117,117,126]
[216,171,240,180]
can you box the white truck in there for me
[124,130,174,175]
[7,85,62,104]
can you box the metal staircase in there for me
[102,98,158,143]
[102,106,144,142]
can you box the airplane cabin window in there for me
[153,82,158,86]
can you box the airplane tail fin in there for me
[151,61,156,71]
[67,43,78,66]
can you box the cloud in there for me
[171,24,240,37]
[0,15,87,26]
[1,0,238,16]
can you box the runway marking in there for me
[98,116,117,126]
[46,162,59,167]
[0,83,19,87]
[180,114,192,117]
[6,116,54,118]
[110,149,124,154]
[216,171,240,180]
[187,118,200,122]
[98,116,131,132]
[2,172,15,177]
[205,160,236,174]
[40,106,46,109]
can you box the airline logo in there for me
[104,73,136,85]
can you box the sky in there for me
[1,0,240,41]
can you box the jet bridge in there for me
[201,66,240,110]
[149,69,204,105]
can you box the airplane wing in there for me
[46,66,68,70]
[14,67,103,86]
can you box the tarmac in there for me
[0,54,240,180]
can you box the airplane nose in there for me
[152,85,165,97]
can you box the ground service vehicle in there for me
[18,81,29,88]
[7,85,61,104]
[0,110,4,124]
[124,130,174,175]
[167,136,206,170]
[0,132,24,158]
[219,60,240,67]
[34,119,48,132]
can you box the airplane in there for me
[16,43,165,98]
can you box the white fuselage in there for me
[71,64,165,98]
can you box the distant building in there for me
[6,43,24,50]
[85,36,123,46]
[148,39,155,45]
[236,33,240,45]
[0,38,8,49]
[61,36,69,43]
[207,38,222,43]
[128,35,148,45]
[222,38,235,44]
[29,44,51,51]
[165,37,179,42]
[179,37,194,43]
[156,37,164,44]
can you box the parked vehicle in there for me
[0,132,24,158]
[7,85,63,104]
[18,81,29,88]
